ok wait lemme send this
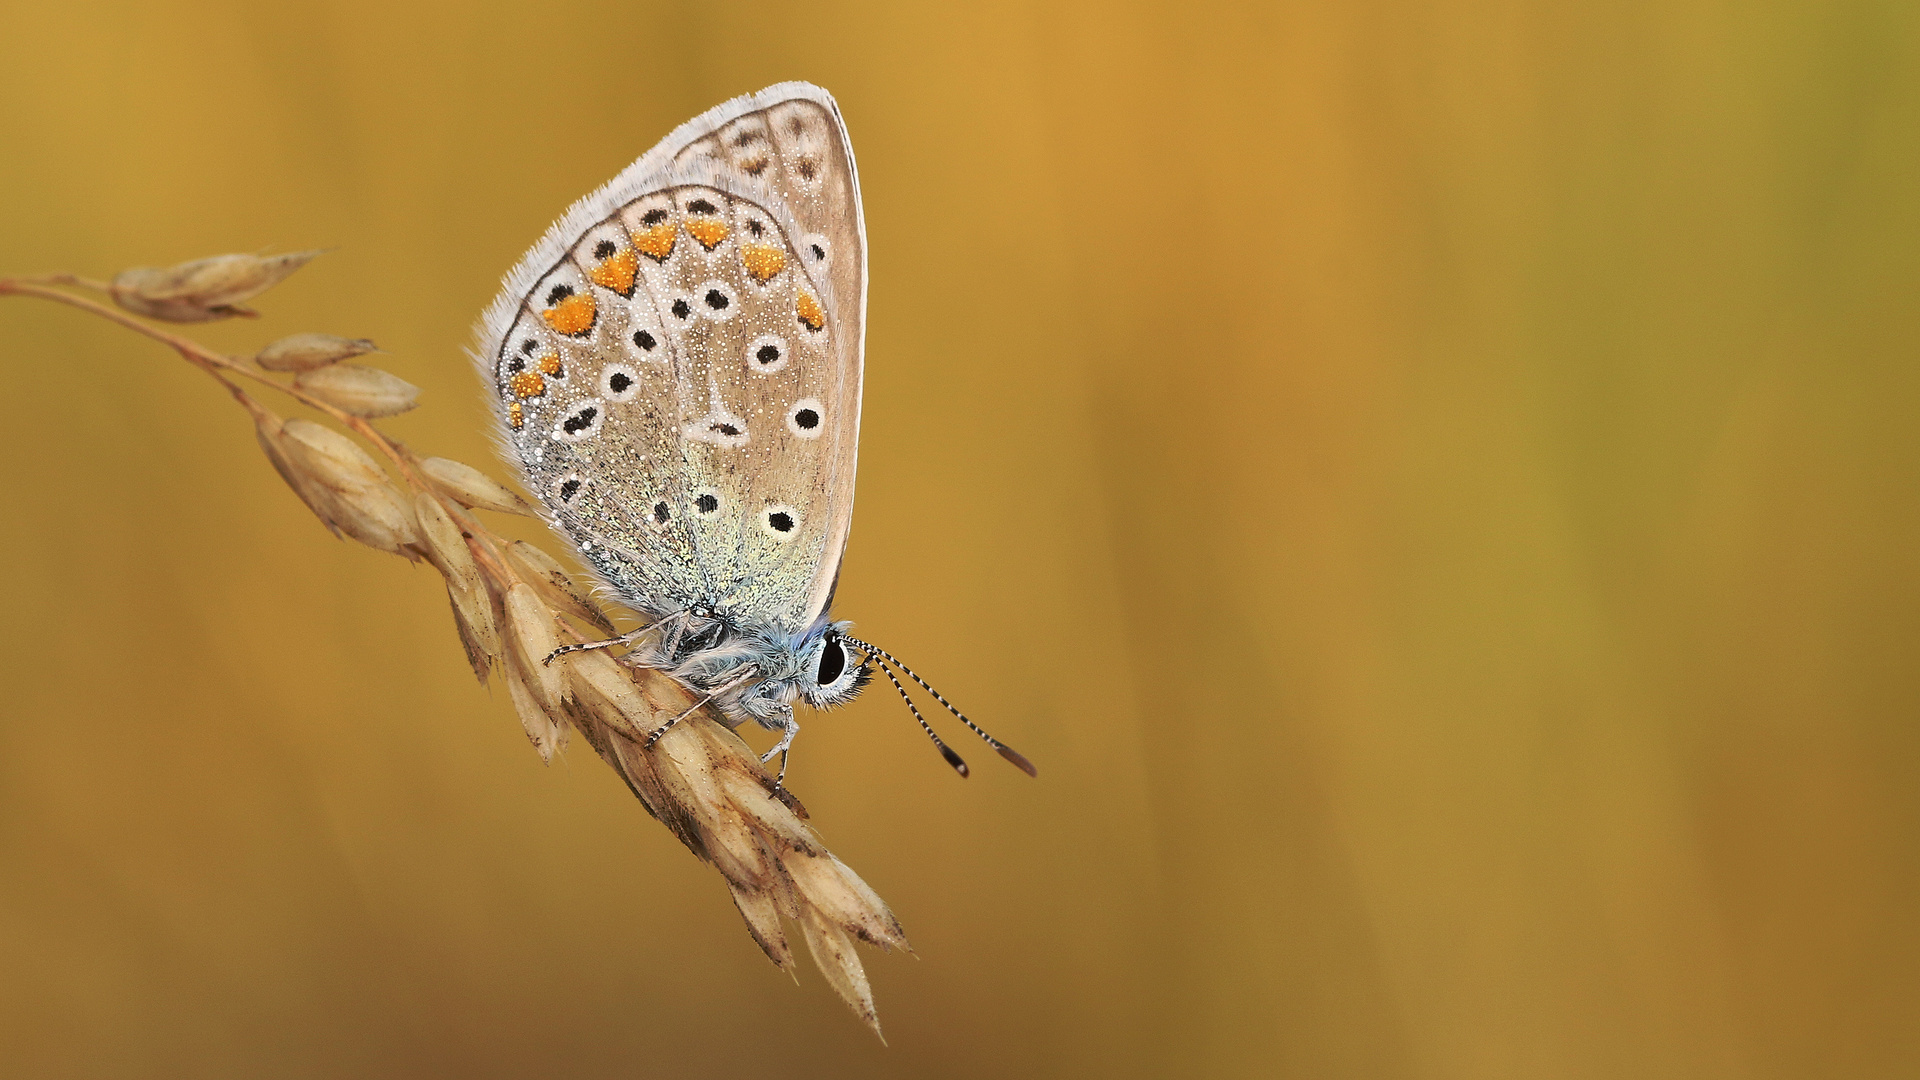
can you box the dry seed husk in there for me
[279,418,387,487]
[504,541,617,636]
[728,881,794,969]
[249,408,341,537]
[419,457,532,515]
[782,849,909,951]
[331,482,419,555]
[294,363,420,418]
[607,726,709,857]
[504,661,564,763]
[256,332,376,372]
[111,250,321,322]
[447,581,493,683]
[278,419,417,552]
[414,491,482,597]
[503,582,566,712]
[565,649,648,738]
[713,765,819,856]
[799,908,881,1039]
[661,737,770,887]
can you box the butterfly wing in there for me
[474,84,866,636]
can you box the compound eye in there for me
[816,637,846,686]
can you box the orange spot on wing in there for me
[508,402,524,429]
[537,353,563,376]
[632,223,676,261]
[589,248,638,295]
[742,244,786,283]
[796,292,825,331]
[540,293,596,336]
[687,218,730,250]
[509,370,546,399]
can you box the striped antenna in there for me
[864,654,968,777]
[843,636,1037,777]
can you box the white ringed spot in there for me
[787,398,824,439]
[747,333,791,374]
[685,407,750,449]
[695,279,739,321]
[599,363,641,402]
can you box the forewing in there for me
[475,84,866,634]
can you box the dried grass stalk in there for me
[0,257,905,1038]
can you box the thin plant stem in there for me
[0,278,429,491]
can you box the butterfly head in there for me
[712,622,871,726]
[798,628,873,710]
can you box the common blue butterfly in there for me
[474,83,1032,784]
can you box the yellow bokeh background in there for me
[3,2,1917,1076]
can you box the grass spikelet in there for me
[728,882,794,970]
[413,490,482,599]
[504,659,566,762]
[293,363,421,417]
[247,403,341,538]
[257,331,376,372]
[800,908,882,1040]
[446,581,496,683]
[503,581,567,712]
[278,419,419,554]
[419,456,533,516]
[111,250,322,322]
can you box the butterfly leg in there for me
[760,710,799,784]
[641,696,706,749]
[640,668,758,750]
[543,624,654,665]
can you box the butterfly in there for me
[473,83,1033,784]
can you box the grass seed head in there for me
[504,661,565,763]
[419,456,533,516]
[256,332,377,372]
[9,265,913,1037]
[413,491,482,597]
[503,582,567,712]
[110,250,321,321]
[293,363,420,417]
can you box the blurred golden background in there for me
[3,1,1917,1076]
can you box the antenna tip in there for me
[996,744,1038,777]
[940,745,970,778]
